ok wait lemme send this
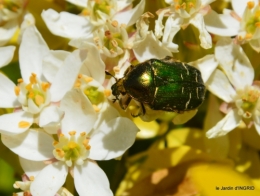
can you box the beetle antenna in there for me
[105,71,117,81]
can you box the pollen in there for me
[93,104,100,112]
[26,83,32,91]
[84,76,93,83]
[247,1,255,9]
[17,78,23,83]
[14,86,20,96]
[56,148,65,158]
[255,22,260,27]
[18,121,30,128]
[104,89,111,97]
[41,82,50,92]
[69,131,76,136]
[29,73,37,84]
[74,80,81,88]
[112,20,118,27]
[188,2,194,8]
[35,94,44,106]
[29,176,35,181]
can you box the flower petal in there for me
[78,43,105,84]
[204,10,239,36]
[189,54,218,83]
[19,157,46,178]
[113,0,145,27]
[19,26,49,82]
[0,111,33,135]
[0,20,18,46]
[89,117,138,160]
[42,9,93,39]
[30,162,68,196]
[39,105,64,127]
[206,69,236,103]
[190,13,212,49]
[1,129,54,160]
[206,109,241,138]
[0,73,20,107]
[60,89,97,135]
[0,46,15,68]
[66,0,87,7]
[133,32,172,62]
[74,161,113,196]
[231,0,257,17]
[42,50,70,83]
[50,50,84,102]
[215,37,254,89]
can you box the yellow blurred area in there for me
[116,128,260,195]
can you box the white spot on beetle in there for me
[196,87,199,99]
[185,93,191,109]
[182,87,184,94]
[182,63,189,75]
[181,73,183,80]
[195,72,198,82]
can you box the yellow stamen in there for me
[29,176,34,181]
[56,148,65,158]
[78,74,82,79]
[181,3,186,9]
[35,94,44,106]
[255,10,260,17]
[29,73,37,84]
[18,121,30,128]
[41,82,50,92]
[255,22,260,27]
[69,131,76,136]
[28,91,34,98]
[53,141,59,146]
[59,133,64,137]
[17,78,23,83]
[247,1,255,9]
[26,83,32,91]
[104,89,111,97]
[111,20,118,27]
[80,132,86,136]
[74,80,81,88]
[189,2,194,8]
[14,86,20,96]
[84,76,93,83]
[82,9,90,16]
[92,104,100,112]
[175,5,180,10]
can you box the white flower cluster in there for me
[1,0,260,195]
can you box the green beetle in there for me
[108,56,205,116]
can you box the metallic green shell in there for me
[122,57,205,112]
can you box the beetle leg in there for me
[131,102,146,117]
[119,94,132,110]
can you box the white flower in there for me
[205,0,260,52]
[41,0,145,39]
[133,12,174,63]
[3,89,138,195]
[155,0,214,49]
[0,0,30,46]
[201,38,259,138]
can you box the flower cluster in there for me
[1,0,260,195]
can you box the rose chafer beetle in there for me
[108,56,206,116]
